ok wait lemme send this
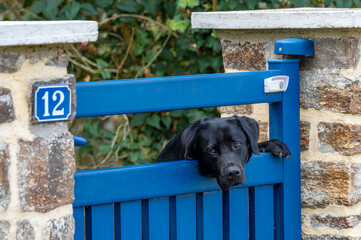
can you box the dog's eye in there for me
[233,143,241,148]
[208,148,216,154]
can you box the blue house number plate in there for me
[34,84,72,123]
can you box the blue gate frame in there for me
[72,39,313,240]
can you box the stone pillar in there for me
[0,21,97,239]
[193,8,361,239]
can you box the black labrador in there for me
[157,115,290,190]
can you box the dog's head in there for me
[181,116,260,190]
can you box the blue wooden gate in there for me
[72,39,313,240]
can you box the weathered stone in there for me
[298,38,360,71]
[218,105,253,115]
[303,235,361,240]
[17,220,35,240]
[221,40,266,71]
[0,221,9,240]
[310,214,361,230]
[31,75,76,122]
[258,121,268,142]
[0,88,15,124]
[301,162,361,208]
[18,132,75,212]
[301,121,311,151]
[318,122,361,156]
[0,143,10,209]
[42,215,74,240]
[0,53,25,73]
[300,70,361,114]
[45,53,70,68]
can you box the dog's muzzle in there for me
[217,165,245,190]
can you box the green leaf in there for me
[290,0,309,6]
[178,0,200,8]
[42,8,58,20]
[80,3,98,16]
[336,0,352,7]
[96,59,109,68]
[129,151,139,163]
[169,20,190,33]
[29,0,46,14]
[61,2,80,20]
[141,0,159,17]
[205,37,221,52]
[246,0,258,9]
[95,0,113,8]
[101,70,111,80]
[161,116,172,128]
[97,144,112,156]
[42,0,61,19]
[130,113,150,127]
[354,0,361,7]
[115,0,142,12]
[170,110,187,117]
[146,114,161,129]
[45,0,62,10]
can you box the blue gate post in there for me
[268,39,313,240]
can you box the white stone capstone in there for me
[192,8,361,29]
[0,21,98,46]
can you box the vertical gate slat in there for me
[119,200,142,240]
[149,197,170,240]
[229,188,249,240]
[176,194,197,240]
[73,207,85,240]
[91,204,114,240]
[253,185,274,240]
[203,191,223,240]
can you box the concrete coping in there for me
[192,8,361,30]
[0,21,98,47]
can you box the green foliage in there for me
[1,0,352,169]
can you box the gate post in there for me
[193,8,361,239]
[0,21,97,239]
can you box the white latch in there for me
[264,75,289,93]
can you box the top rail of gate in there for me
[75,70,282,118]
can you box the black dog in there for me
[157,115,290,190]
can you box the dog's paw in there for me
[257,139,291,159]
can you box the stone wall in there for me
[0,45,75,239]
[216,28,361,239]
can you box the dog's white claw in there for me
[262,148,265,153]
[279,153,282,158]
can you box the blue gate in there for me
[72,39,313,240]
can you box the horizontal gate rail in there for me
[75,70,282,118]
[73,153,282,207]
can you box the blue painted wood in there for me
[203,191,223,240]
[73,207,85,240]
[175,194,197,240]
[114,203,120,239]
[73,135,87,146]
[119,200,142,240]
[90,204,114,240]
[75,71,282,118]
[148,197,170,240]
[229,188,249,240]
[274,38,314,56]
[268,59,301,240]
[253,185,274,240]
[73,153,283,207]
[85,206,92,240]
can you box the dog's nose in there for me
[226,166,241,179]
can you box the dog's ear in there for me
[234,115,260,155]
[181,119,202,160]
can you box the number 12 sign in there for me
[34,84,72,123]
